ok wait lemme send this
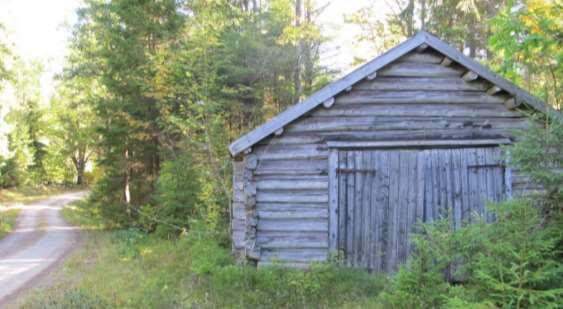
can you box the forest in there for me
[0,0,561,308]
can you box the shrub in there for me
[379,199,563,309]
[508,112,563,213]
[153,152,201,236]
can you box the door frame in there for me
[327,138,513,252]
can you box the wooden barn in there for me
[229,31,555,271]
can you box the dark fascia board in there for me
[228,31,560,157]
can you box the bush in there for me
[380,199,563,309]
[508,113,563,213]
[152,152,201,236]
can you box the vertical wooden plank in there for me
[346,151,355,266]
[452,148,463,229]
[504,150,513,199]
[459,148,470,225]
[328,149,339,252]
[432,149,441,220]
[424,149,434,222]
[387,151,400,272]
[396,151,406,265]
[379,151,392,271]
[477,148,488,218]
[338,151,347,253]
[416,150,425,225]
[447,149,456,223]
[467,148,479,222]
[364,151,375,269]
[354,151,364,267]
[404,151,417,263]
[373,151,384,272]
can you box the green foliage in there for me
[507,113,563,211]
[380,199,563,309]
[489,0,562,109]
[152,152,201,235]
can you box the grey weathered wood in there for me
[487,85,502,96]
[228,32,427,156]
[230,30,558,156]
[421,31,558,117]
[323,97,335,108]
[505,98,520,110]
[355,77,490,91]
[336,90,505,105]
[314,102,523,118]
[440,57,453,66]
[327,139,511,149]
[380,62,463,77]
[345,152,355,266]
[462,71,479,81]
[231,29,552,269]
[367,72,377,80]
[399,51,443,64]
[417,43,429,52]
[328,149,338,252]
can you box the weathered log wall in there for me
[231,48,536,267]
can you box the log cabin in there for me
[228,31,558,271]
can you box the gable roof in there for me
[229,30,559,156]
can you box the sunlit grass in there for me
[0,186,85,206]
[14,202,386,308]
[0,208,20,239]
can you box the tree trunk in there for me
[294,0,303,102]
[124,147,131,208]
[420,0,426,30]
[406,0,415,36]
[76,160,85,185]
[303,0,314,95]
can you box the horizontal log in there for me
[398,51,443,64]
[259,135,324,146]
[256,192,328,203]
[379,62,464,77]
[261,248,328,262]
[255,158,327,170]
[255,145,328,161]
[258,218,327,232]
[462,71,479,81]
[258,232,328,249]
[258,261,311,269]
[288,117,529,133]
[316,128,516,140]
[440,57,453,66]
[335,90,506,105]
[258,209,328,220]
[257,202,328,211]
[312,103,524,118]
[353,77,489,91]
[487,86,502,95]
[327,138,511,149]
[257,233,328,250]
[253,169,327,177]
[257,180,328,190]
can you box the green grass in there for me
[0,186,85,206]
[0,185,86,240]
[0,208,20,239]
[14,202,388,309]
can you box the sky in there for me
[0,0,388,100]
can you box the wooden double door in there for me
[329,147,510,272]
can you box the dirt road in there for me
[0,191,86,305]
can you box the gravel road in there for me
[0,191,86,305]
